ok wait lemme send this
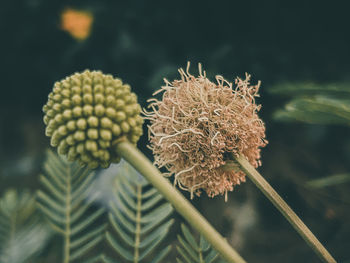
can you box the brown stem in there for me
[234,154,336,263]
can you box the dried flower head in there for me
[43,70,144,169]
[144,63,267,199]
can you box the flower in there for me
[144,63,267,199]
[43,70,144,169]
[60,8,93,41]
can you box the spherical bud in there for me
[94,104,105,117]
[128,117,137,127]
[87,129,98,140]
[121,122,130,133]
[57,125,68,136]
[54,114,63,125]
[66,135,75,145]
[53,103,61,112]
[72,95,82,105]
[76,118,87,130]
[101,117,112,128]
[106,107,116,119]
[43,70,144,168]
[100,129,112,141]
[61,89,70,98]
[74,131,85,141]
[83,94,93,104]
[72,107,82,117]
[62,110,72,120]
[61,99,71,108]
[86,140,98,152]
[66,120,76,131]
[112,124,121,136]
[94,93,104,104]
[87,116,99,127]
[83,105,93,116]
[115,111,126,122]
[105,96,116,107]
[115,99,125,109]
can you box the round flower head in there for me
[144,63,267,199]
[43,70,144,169]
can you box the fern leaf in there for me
[0,189,51,263]
[84,254,112,263]
[36,150,105,262]
[106,160,174,262]
[176,223,227,263]
[149,245,172,263]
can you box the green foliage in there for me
[306,173,350,188]
[105,161,174,263]
[270,82,350,126]
[0,189,51,263]
[36,150,106,262]
[176,224,226,263]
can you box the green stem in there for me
[115,141,246,263]
[64,166,71,263]
[234,154,336,263]
[199,248,204,263]
[134,184,142,263]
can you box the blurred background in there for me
[0,0,349,262]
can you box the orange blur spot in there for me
[61,8,93,40]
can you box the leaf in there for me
[0,189,51,263]
[36,149,105,262]
[106,160,174,262]
[306,174,350,188]
[273,96,350,126]
[176,223,227,263]
[269,82,350,126]
[269,82,350,98]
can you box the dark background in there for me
[0,0,349,262]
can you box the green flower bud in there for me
[87,129,98,139]
[101,117,112,128]
[112,124,121,136]
[121,121,130,133]
[43,70,144,168]
[62,99,71,108]
[72,94,82,105]
[66,135,75,145]
[98,139,110,149]
[83,105,93,116]
[105,107,116,119]
[74,130,85,141]
[94,93,104,104]
[115,111,126,122]
[94,104,105,117]
[72,107,82,117]
[76,118,87,130]
[83,94,93,104]
[87,116,99,127]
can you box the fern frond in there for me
[0,189,50,263]
[106,160,174,263]
[176,224,227,263]
[36,149,105,262]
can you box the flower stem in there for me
[234,154,336,263]
[115,141,246,263]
